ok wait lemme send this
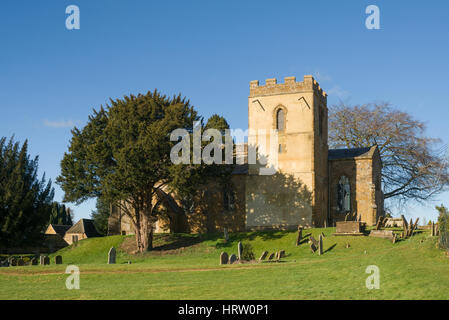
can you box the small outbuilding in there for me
[64,219,101,245]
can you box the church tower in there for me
[246,75,329,228]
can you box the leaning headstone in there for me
[43,256,50,265]
[55,255,63,265]
[39,256,45,265]
[229,254,237,264]
[310,243,317,253]
[259,251,268,262]
[108,247,116,264]
[392,234,397,244]
[279,250,286,259]
[275,251,280,260]
[237,242,243,261]
[309,236,318,247]
[318,235,323,255]
[17,259,25,266]
[31,258,38,266]
[220,252,229,265]
[10,258,17,266]
[296,226,303,246]
[268,253,275,260]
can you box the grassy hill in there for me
[1,228,448,299]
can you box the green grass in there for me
[0,228,448,299]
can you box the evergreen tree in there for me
[48,202,73,226]
[91,197,110,236]
[0,137,54,246]
[57,90,231,252]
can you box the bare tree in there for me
[329,102,449,202]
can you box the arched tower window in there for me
[337,176,351,213]
[276,108,285,131]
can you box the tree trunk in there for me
[134,213,154,253]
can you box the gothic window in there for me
[276,108,285,131]
[337,176,351,213]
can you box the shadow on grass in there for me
[324,243,337,253]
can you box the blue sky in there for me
[1,0,448,223]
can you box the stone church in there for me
[108,75,384,235]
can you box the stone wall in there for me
[329,146,383,226]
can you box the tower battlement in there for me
[249,75,327,101]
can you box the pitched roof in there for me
[66,219,101,237]
[328,146,377,161]
[50,224,72,236]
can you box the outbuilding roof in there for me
[66,219,101,237]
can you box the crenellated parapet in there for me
[249,75,327,104]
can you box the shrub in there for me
[241,243,255,261]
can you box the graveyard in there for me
[1,226,449,300]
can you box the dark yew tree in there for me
[57,91,231,252]
[48,202,73,226]
[90,196,110,236]
[0,137,54,246]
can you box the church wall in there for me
[245,173,313,230]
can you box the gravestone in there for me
[40,256,45,265]
[275,252,280,260]
[220,252,229,265]
[310,243,317,253]
[55,255,63,265]
[10,258,17,266]
[309,236,318,248]
[223,228,229,242]
[259,251,268,261]
[229,254,237,264]
[369,230,394,240]
[17,259,25,266]
[237,242,243,261]
[268,253,275,260]
[279,250,286,259]
[108,247,116,264]
[31,258,38,266]
[318,235,323,255]
[392,234,397,244]
[43,256,50,265]
[296,226,303,246]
